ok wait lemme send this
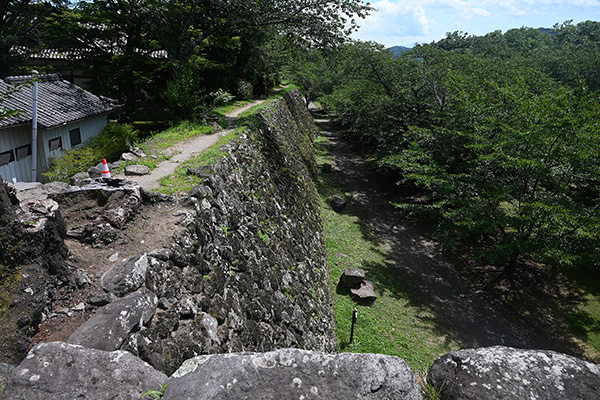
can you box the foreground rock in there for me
[0,179,72,365]
[2,342,167,400]
[101,253,149,296]
[428,346,600,400]
[164,348,423,400]
[67,290,157,351]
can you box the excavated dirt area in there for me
[30,198,184,346]
[27,98,270,347]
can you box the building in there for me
[0,73,121,182]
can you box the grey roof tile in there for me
[0,73,121,129]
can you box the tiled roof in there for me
[11,46,168,60]
[0,73,121,129]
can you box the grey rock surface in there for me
[68,290,157,351]
[428,346,600,400]
[101,253,148,297]
[339,267,366,289]
[121,152,138,161]
[2,342,167,400]
[125,164,150,176]
[330,195,348,212]
[70,172,89,186]
[164,348,422,400]
[1,362,14,395]
[350,280,377,306]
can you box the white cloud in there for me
[353,0,432,43]
[353,0,600,46]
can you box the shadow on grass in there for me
[313,109,595,361]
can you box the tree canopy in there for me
[2,0,373,121]
[293,22,600,272]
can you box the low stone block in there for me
[2,342,166,400]
[339,267,366,289]
[124,164,150,176]
[163,348,422,400]
[121,152,138,161]
[330,195,347,212]
[350,280,378,306]
[428,346,600,400]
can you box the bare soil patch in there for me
[31,199,185,347]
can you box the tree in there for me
[0,0,67,76]
[153,0,374,119]
[44,0,167,115]
[384,53,600,272]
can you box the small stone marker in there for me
[322,163,332,173]
[339,268,366,289]
[124,164,150,176]
[330,195,347,212]
[350,280,378,306]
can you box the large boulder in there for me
[101,253,149,297]
[428,346,600,400]
[2,341,167,400]
[163,348,422,400]
[68,290,157,351]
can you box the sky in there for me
[351,0,600,47]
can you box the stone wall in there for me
[0,179,72,365]
[61,90,338,375]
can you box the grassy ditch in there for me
[314,134,459,374]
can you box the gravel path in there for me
[311,106,581,355]
[116,99,266,191]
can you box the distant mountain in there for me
[387,45,412,57]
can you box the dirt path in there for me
[311,107,583,356]
[116,99,266,191]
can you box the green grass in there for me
[137,122,214,154]
[314,134,459,373]
[567,269,600,361]
[157,127,245,195]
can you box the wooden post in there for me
[349,308,358,344]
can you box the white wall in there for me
[0,114,109,182]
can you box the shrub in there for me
[43,123,138,182]
[210,88,234,107]
[236,80,253,100]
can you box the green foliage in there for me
[141,384,166,400]
[32,0,373,121]
[165,66,208,122]
[235,80,253,101]
[210,89,234,108]
[43,123,139,182]
[304,35,600,273]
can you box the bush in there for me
[236,80,253,100]
[165,67,209,122]
[210,88,234,107]
[43,123,138,182]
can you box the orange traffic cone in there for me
[101,159,111,178]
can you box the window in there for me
[0,150,15,166]
[69,128,81,146]
[15,144,31,160]
[49,137,62,151]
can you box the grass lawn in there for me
[314,135,459,374]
